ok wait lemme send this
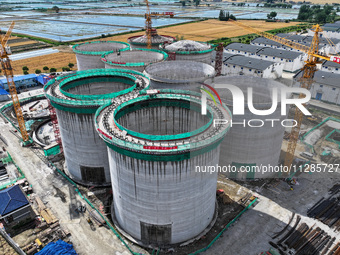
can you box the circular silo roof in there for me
[73,41,130,56]
[101,48,168,68]
[162,40,213,54]
[144,60,215,83]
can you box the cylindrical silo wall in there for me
[220,106,285,179]
[104,63,144,72]
[76,54,105,71]
[67,80,129,95]
[148,80,203,92]
[129,44,148,50]
[174,52,213,64]
[57,109,110,185]
[108,147,220,244]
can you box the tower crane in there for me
[228,19,340,173]
[0,22,32,146]
[144,0,174,49]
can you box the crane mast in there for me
[145,0,152,49]
[284,25,322,170]
[0,22,31,146]
[144,0,175,49]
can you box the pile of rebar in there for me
[271,213,338,255]
[307,184,340,231]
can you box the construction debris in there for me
[271,213,339,255]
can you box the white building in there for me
[225,43,265,57]
[251,37,304,52]
[222,54,283,79]
[293,70,340,104]
[309,22,340,40]
[225,42,304,72]
[252,34,340,56]
[255,48,304,72]
[321,60,340,74]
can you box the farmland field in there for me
[9,19,301,74]
[104,19,302,42]
[11,52,76,75]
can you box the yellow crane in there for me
[228,19,340,172]
[144,0,174,49]
[0,22,31,146]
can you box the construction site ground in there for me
[0,90,138,255]
[1,89,340,254]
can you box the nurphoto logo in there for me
[200,83,312,128]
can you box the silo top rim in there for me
[44,69,150,109]
[144,61,215,83]
[163,40,213,54]
[73,41,130,55]
[101,48,168,67]
[94,89,232,157]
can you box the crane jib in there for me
[330,56,340,64]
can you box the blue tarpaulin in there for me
[37,75,48,85]
[0,74,37,85]
[0,87,9,95]
[36,240,77,255]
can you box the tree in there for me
[194,0,200,6]
[229,13,237,20]
[175,35,184,41]
[23,70,29,75]
[35,69,41,74]
[68,63,74,69]
[219,10,225,21]
[181,1,186,7]
[22,66,28,71]
[267,11,277,20]
[50,67,57,73]
[316,12,327,23]
[43,66,49,72]
[52,6,60,13]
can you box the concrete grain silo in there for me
[102,48,168,72]
[72,41,130,70]
[143,60,215,92]
[128,29,175,50]
[44,69,150,186]
[95,90,231,246]
[205,76,287,179]
[160,40,214,64]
